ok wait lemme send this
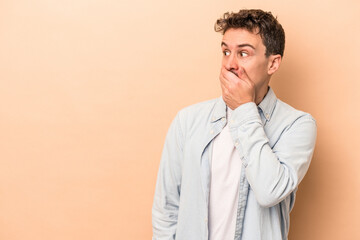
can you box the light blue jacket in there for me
[152,87,317,240]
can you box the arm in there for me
[152,113,184,239]
[220,67,317,208]
[229,102,317,207]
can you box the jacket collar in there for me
[210,86,277,123]
[210,96,227,123]
[258,87,277,121]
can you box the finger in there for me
[220,83,230,97]
[220,81,226,93]
[223,69,239,82]
[219,72,230,88]
[237,67,248,80]
[220,68,230,83]
[219,75,231,93]
[238,67,254,86]
[220,67,235,79]
[221,75,235,94]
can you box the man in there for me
[152,9,317,240]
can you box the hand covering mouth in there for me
[230,69,239,77]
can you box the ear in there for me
[267,54,282,75]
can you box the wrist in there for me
[229,100,254,110]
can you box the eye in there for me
[223,50,230,56]
[239,51,248,57]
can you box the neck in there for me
[255,85,270,105]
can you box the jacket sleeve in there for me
[152,112,184,239]
[229,102,317,208]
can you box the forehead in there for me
[221,28,264,48]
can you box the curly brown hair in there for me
[215,9,285,57]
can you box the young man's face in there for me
[221,28,273,92]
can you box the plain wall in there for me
[0,0,359,239]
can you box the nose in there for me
[224,53,238,72]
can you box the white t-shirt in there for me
[208,107,242,240]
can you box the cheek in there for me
[245,62,267,84]
[241,62,255,76]
[240,54,259,67]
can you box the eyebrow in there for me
[221,41,255,50]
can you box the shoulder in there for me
[179,98,218,114]
[276,99,316,122]
[176,98,218,120]
[272,99,317,134]
[173,97,219,133]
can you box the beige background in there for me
[0,0,359,239]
